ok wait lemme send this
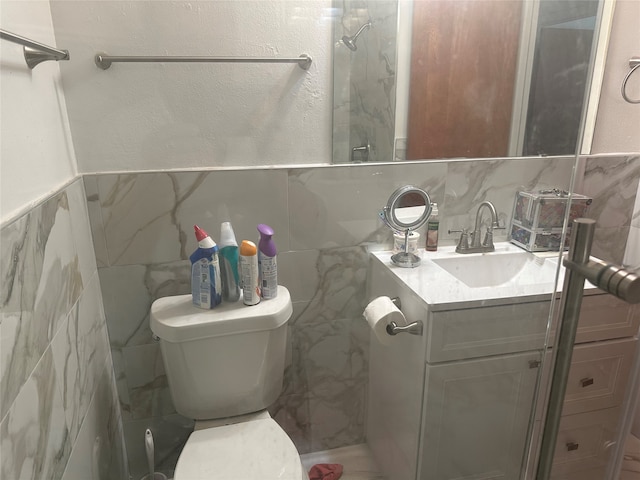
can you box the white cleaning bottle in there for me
[240,240,260,306]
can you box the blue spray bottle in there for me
[219,222,241,302]
[190,225,222,309]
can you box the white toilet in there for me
[150,285,306,479]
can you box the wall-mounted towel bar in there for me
[0,29,69,69]
[95,52,312,71]
[622,57,640,104]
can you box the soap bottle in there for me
[257,224,278,299]
[240,240,260,306]
[219,222,241,302]
[426,203,439,251]
[190,225,222,309]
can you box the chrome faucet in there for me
[451,201,503,254]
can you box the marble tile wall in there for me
[333,0,398,163]
[623,181,640,268]
[582,155,640,264]
[0,178,127,480]
[84,155,584,476]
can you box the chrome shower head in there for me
[342,21,372,51]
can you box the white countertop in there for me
[371,242,601,311]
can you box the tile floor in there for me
[299,444,385,480]
[298,434,640,480]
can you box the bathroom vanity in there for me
[366,243,639,480]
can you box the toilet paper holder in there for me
[385,297,424,336]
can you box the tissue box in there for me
[510,189,592,252]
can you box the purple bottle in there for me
[257,224,278,299]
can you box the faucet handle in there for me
[450,228,470,252]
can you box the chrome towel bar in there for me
[0,28,70,69]
[95,52,312,70]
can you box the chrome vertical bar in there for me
[536,218,596,480]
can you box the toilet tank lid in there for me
[150,286,292,343]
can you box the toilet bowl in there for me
[150,286,306,479]
[175,411,306,479]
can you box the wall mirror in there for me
[332,0,601,163]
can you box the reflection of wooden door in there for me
[407,0,522,160]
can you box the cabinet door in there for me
[418,351,541,480]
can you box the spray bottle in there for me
[219,222,241,302]
[190,225,222,309]
[257,224,278,299]
[240,240,260,306]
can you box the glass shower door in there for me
[532,217,640,479]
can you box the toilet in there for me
[150,285,306,479]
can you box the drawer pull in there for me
[529,360,541,369]
[566,442,579,451]
[580,377,594,387]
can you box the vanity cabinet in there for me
[419,351,541,480]
[543,294,639,480]
[367,252,639,480]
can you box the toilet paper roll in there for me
[363,296,407,345]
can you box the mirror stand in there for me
[391,229,422,267]
[383,185,432,268]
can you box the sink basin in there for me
[432,251,557,288]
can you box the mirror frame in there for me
[384,185,432,231]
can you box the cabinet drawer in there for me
[551,407,618,475]
[575,294,639,343]
[427,302,549,362]
[562,338,636,416]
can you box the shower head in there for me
[342,21,372,51]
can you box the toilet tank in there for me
[150,286,292,420]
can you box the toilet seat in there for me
[174,417,306,479]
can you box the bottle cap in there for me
[257,224,277,257]
[219,222,238,247]
[194,225,208,241]
[257,224,274,237]
[194,225,216,249]
[240,240,257,256]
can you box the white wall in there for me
[49,0,333,173]
[0,0,78,223]
[591,0,640,154]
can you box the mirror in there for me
[382,185,432,267]
[332,0,601,163]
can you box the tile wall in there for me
[84,155,587,477]
[2,155,635,479]
[0,178,127,480]
[582,155,640,264]
[332,0,398,164]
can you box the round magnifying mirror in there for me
[384,185,432,232]
[383,186,432,268]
